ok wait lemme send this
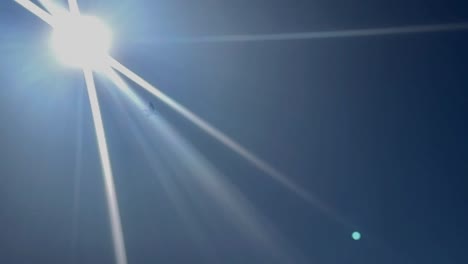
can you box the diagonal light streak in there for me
[144,22,468,44]
[109,57,331,213]
[68,0,80,14]
[14,0,55,26]
[19,0,462,251]
[105,67,141,104]
[105,67,306,261]
[83,69,128,264]
[38,0,62,16]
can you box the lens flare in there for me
[84,69,127,264]
[51,14,112,69]
[352,231,362,241]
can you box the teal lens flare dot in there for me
[352,231,361,241]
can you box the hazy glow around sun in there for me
[51,13,112,69]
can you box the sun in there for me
[51,13,112,69]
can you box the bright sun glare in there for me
[51,13,112,69]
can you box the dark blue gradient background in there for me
[1,0,467,263]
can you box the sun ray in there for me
[138,22,468,44]
[14,0,55,26]
[109,57,333,214]
[68,0,80,14]
[83,69,128,264]
[105,67,141,104]
[105,70,303,263]
[38,0,63,16]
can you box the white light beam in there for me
[142,22,468,44]
[84,69,128,264]
[15,0,54,26]
[68,0,80,14]
[109,57,330,213]
[38,0,62,16]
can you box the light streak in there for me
[142,22,468,44]
[84,69,128,264]
[17,0,468,257]
[68,0,80,14]
[14,2,128,263]
[38,0,62,16]
[14,0,55,26]
[109,57,330,213]
[105,73,300,263]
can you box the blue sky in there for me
[1,0,468,263]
